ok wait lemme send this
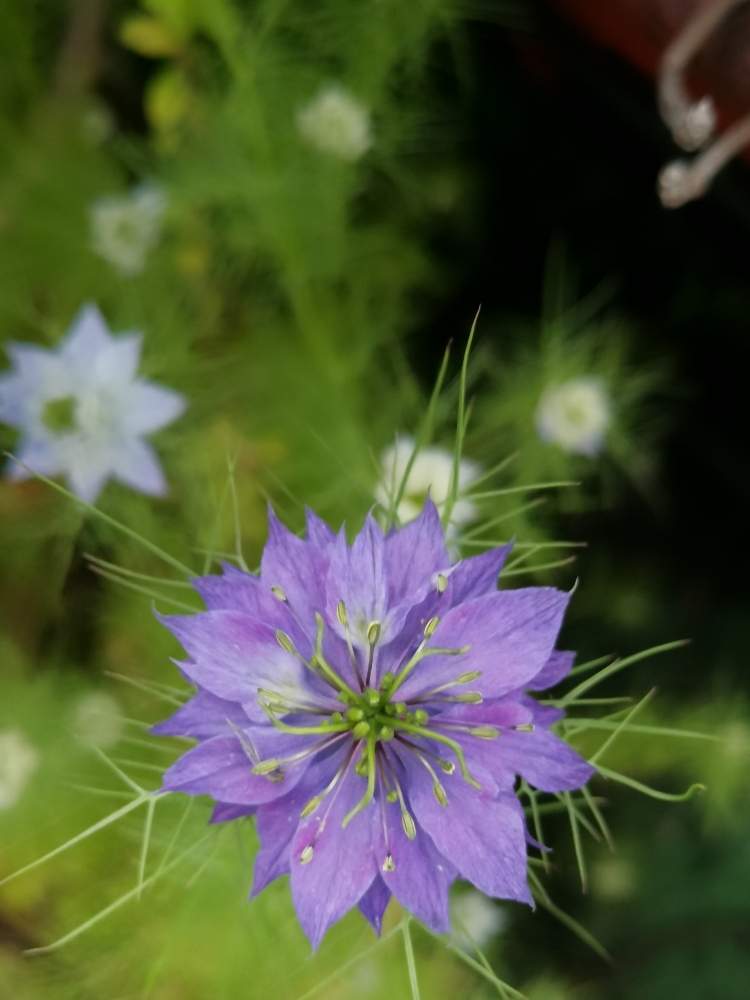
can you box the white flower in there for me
[72,692,124,749]
[452,890,507,949]
[535,376,611,456]
[0,303,186,502]
[375,435,480,528]
[296,85,372,161]
[90,184,166,275]
[0,729,39,810]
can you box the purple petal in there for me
[444,544,513,604]
[192,567,314,658]
[433,700,590,792]
[211,802,255,823]
[399,587,570,702]
[157,610,309,714]
[252,754,343,896]
[486,727,594,793]
[325,515,388,649]
[527,650,575,692]
[305,507,336,548]
[374,766,454,932]
[405,756,532,905]
[358,876,392,934]
[151,688,248,739]
[290,763,378,949]
[261,507,328,627]
[162,734,307,805]
[192,567,262,613]
[523,695,564,727]
[385,500,449,606]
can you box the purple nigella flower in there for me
[0,303,185,502]
[154,502,593,947]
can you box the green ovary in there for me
[41,396,77,433]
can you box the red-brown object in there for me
[551,0,750,128]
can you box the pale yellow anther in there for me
[275,629,295,654]
[423,616,440,638]
[469,725,499,740]
[336,600,348,626]
[300,795,323,819]
[436,573,448,593]
[271,585,287,602]
[299,845,314,865]
[401,810,417,840]
[382,854,396,872]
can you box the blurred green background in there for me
[2,1,749,998]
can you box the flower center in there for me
[41,395,77,434]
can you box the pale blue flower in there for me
[0,304,186,502]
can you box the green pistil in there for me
[41,395,77,433]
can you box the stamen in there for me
[414,692,483,706]
[436,573,448,593]
[261,703,350,737]
[419,671,482,698]
[271,585,287,602]
[414,752,449,807]
[337,598,364,686]
[381,715,481,789]
[423,616,440,638]
[434,721,499,741]
[252,732,348,777]
[299,845,314,864]
[377,768,394,868]
[401,810,417,840]
[312,613,358,698]
[342,737,377,828]
[274,629,296,654]
[380,748,417,840]
[364,620,381,687]
[299,745,357,822]
[388,642,471,696]
[257,687,333,717]
[224,718,259,764]
[367,621,382,645]
[394,735,456,775]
